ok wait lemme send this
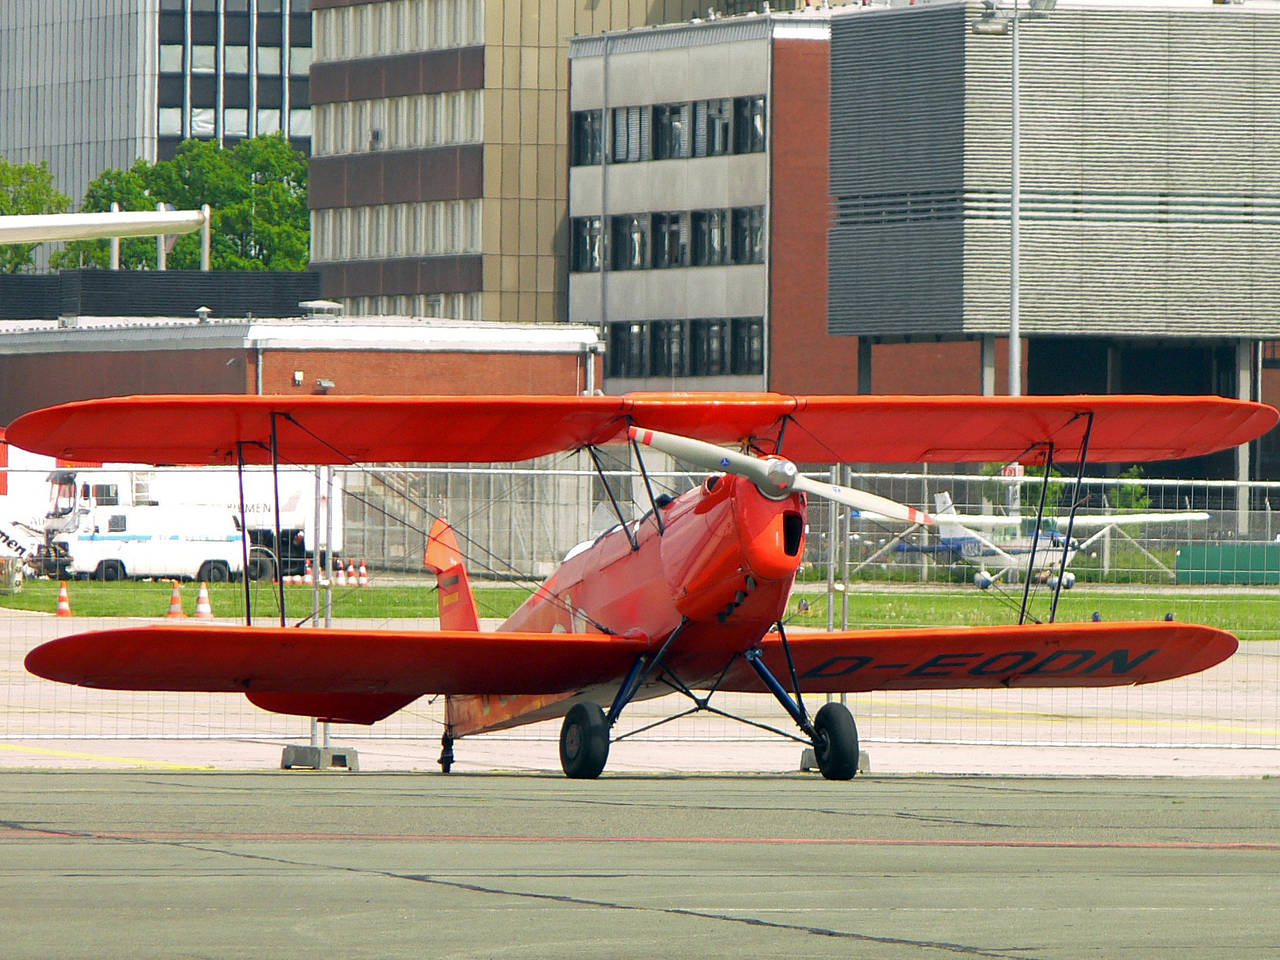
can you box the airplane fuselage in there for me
[445,474,808,735]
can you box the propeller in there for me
[628,426,933,527]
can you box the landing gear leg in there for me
[438,730,455,774]
[812,702,859,781]
[559,702,609,779]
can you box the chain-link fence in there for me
[2,459,1277,753]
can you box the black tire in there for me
[94,560,125,582]
[247,548,276,583]
[199,561,231,583]
[559,702,609,779]
[813,702,859,781]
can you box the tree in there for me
[52,135,309,271]
[0,157,72,273]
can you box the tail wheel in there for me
[812,702,859,781]
[559,702,609,779]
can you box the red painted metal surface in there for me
[8,392,1276,466]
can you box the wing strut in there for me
[270,412,287,627]
[1049,412,1095,623]
[585,445,637,551]
[236,442,253,626]
[1019,441,1054,625]
[628,426,665,535]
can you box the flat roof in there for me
[0,316,604,356]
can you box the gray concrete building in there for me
[0,0,312,210]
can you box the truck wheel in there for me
[199,561,231,583]
[94,560,126,582]
[247,548,276,582]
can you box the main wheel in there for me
[559,702,609,779]
[812,702,859,781]
[94,559,125,582]
[198,560,231,583]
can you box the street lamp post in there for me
[974,0,1055,397]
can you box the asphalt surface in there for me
[1,770,1277,959]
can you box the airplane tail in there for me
[933,491,972,542]
[424,518,480,632]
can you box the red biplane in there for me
[10,392,1276,780]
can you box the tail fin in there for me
[424,519,480,631]
[933,491,971,542]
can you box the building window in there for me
[158,108,183,136]
[159,44,184,73]
[570,216,602,272]
[652,103,690,161]
[733,95,766,154]
[611,214,648,271]
[730,206,765,264]
[608,322,647,378]
[731,317,764,375]
[650,320,687,377]
[571,110,602,166]
[690,209,729,266]
[610,105,647,163]
[694,99,732,157]
[690,318,730,377]
[650,212,686,269]
[191,44,216,73]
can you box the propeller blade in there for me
[792,475,933,526]
[629,426,798,497]
[629,425,934,524]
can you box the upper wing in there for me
[25,624,652,724]
[6,393,1274,466]
[715,620,1236,694]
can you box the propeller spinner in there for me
[628,426,933,527]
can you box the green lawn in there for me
[3,578,1276,642]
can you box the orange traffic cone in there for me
[335,561,347,587]
[357,560,369,588]
[165,580,186,618]
[346,559,356,583]
[194,582,213,619]
[303,559,313,585]
[56,581,72,617]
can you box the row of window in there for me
[312,90,482,157]
[571,96,766,166]
[570,206,765,273]
[313,0,482,62]
[159,6,310,46]
[311,200,482,263]
[607,318,765,379]
[159,44,311,77]
[159,76,308,111]
[343,292,480,320]
[159,106,310,138]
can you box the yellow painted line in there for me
[0,743,213,771]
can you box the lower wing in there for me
[717,621,1236,693]
[25,625,651,724]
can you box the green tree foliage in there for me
[0,157,72,273]
[52,135,309,271]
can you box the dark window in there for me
[731,317,764,375]
[158,76,184,108]
[650,212,686,269]
[224,76,251,108]
[157,137,183,161]
[225,12,251,43]
[607,322,647,378]
[690,319,730,377]
[690,209,729,266]
[190,74,218,107]
[290,13,311,45]
[108,515,127,533]
[652,103,690,161]
[288,137,311,157]
[694,98,732,157]
[159,11,185,43]
[650,320,688,377]
[257,15,283,44]
[91,484,119,506]
[192,13,218,43]
[610,105,646,163]
[289,78,310,108]
[569,216,602,272]
[730,206,765,264]
[733,95,766,154]
[570,110,602,166]
[610,215,648,271]
[257,77,283,107]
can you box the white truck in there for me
[39,466,342,582]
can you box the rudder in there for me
[424,518,480,632]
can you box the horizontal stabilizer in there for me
[719,621,1236,693]
[25,624,651,699]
